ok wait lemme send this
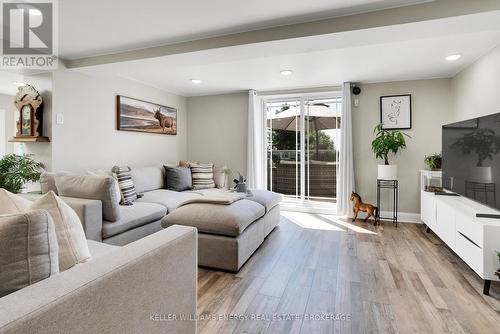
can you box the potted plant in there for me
[451,128,500,182]
[0,154,44,193]
[424,153,442,170]
[371,124,410,180]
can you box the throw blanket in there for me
[178,193,246,208]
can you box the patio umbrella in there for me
[267,104,340,155]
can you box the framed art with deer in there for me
[380,94,411,130]
[116,95,177,135]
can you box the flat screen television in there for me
[442,112,500,210]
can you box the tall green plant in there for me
[371,124,410,165]
[0,154,44,193]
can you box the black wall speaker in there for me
[352,86,361,95]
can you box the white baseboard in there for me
[357,211,421,224]
[280,202,422,224]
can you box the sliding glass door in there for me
[266,99,301,198]
[266,95,341,203]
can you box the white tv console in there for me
[420,170,500,295]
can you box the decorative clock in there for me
[10,84,49,142]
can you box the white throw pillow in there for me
[30,191,91,271]
[0,189,32,214]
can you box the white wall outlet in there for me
[354,99,360,107]
[56,113,64,124]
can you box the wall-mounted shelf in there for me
[9,136,50,143]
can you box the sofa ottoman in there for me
[161,191,281,271]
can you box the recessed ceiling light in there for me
[190,78,202,84]
[445,54,462,62]
[280,70,293,76]
[12,81,24,87]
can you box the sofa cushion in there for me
[247,190,282,212]
[87,240,119,259]
[30,191,92,271]
[55,174,121,222]
[0,189,31,214]
[102,202,167,238]
[130,167,165,194]
[0,210,59,297]
[39,171,70,194]
[136,189,202,212]
[87,170,122,202]
[161,199,265,237]
[164,165,192,191]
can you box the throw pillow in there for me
[190,163,216,190]
[30,191,91,271]
[54,174,121,222]
[112,166,141,205]
[164,165,192,191]
[0,188,32,214]
[0,210,59,297]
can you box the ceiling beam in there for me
[66,0,500,69]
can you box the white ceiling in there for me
[59,0,429,59]
[74,10,500,96]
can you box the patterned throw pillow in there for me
[190,163,216,190]
[112,166,141,205]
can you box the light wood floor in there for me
[197,212,500,334]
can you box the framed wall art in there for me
[116,95,177,135]
[380,94,411,130]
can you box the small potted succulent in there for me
[371,124,410,180]
[424,153,442,170]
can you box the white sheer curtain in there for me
[337,83,356,216]
[247,90,267,189]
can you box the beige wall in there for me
[51,69,187,172]
[451,44,500,121]
[186,93,248,178]
[353,79,453,214]
[0,93,15,156]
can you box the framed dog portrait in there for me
[380,95,411,130]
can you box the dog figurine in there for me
[350,192,379,226]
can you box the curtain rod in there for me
[257,85,343,96]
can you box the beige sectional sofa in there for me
[45,166,281,245]
[0,225,198,334]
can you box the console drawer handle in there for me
[458,231,481,249]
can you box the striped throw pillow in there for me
[190,163,216,190]
[112,166,140,205]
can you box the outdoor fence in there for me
[269,162,337,199]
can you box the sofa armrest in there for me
[0,225,198,334]
[60,196,103,242]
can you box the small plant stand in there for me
[376,179,399,227]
